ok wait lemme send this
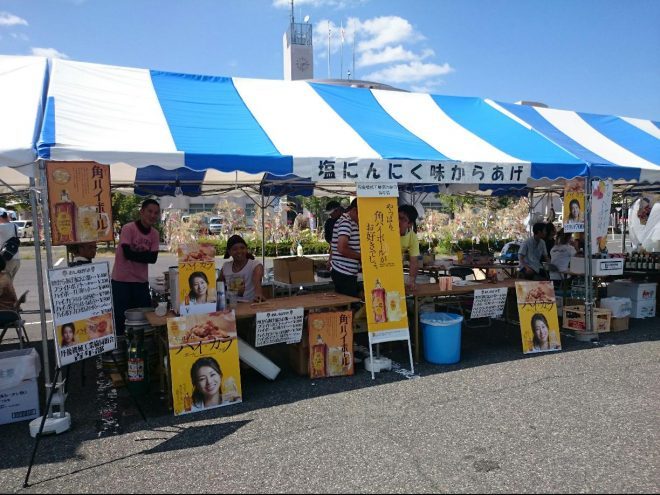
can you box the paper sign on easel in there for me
[48,262,116,367]
[255,307,304,347]
[470,287,508,319]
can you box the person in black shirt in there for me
[323,201,343,245]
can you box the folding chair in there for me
[0,290,29,347]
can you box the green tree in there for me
[111,192,144,225]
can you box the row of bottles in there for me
[625,252,660,271]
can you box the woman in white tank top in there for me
[220,235,265,302]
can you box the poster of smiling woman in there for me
[515,281,562,354]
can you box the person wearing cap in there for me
[330,198,361,297]
[0,211,20,280]
[219,234,265,303]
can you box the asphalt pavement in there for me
[1,246,659,493]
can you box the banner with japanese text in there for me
[167,311,241,416]
[298,158,530,185]
[177,243,217,316]
[563,178,585,233]
[357,196,409,339]
[46,161,113,245]
[308,311,353,378]
[48,262,116,367]
[515,281,562,354]
[590,179,613,253]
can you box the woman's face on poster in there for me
[62,325,74,345]
[195,365,221,400]
[533,318,549,345]
[570,201,580,220]
[191,276,208,298]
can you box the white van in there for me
[11,220,33,238]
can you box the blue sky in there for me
[1,0,658,120]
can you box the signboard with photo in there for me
[177,242,217,316]
[563,178,585,233]
[167,311,241,416]
[515,281,562,354]
[46,161,113,245]
[308,311,354,379]
[48,262,116,367]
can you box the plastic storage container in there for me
[420,312,464,364]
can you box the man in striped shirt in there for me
[330,199,361,297]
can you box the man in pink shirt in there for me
[111,199,161,335]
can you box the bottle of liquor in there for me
[625,253,632,270]
[127,327,148,395]
[654,254,660,272]
[371,279,388,323]
[310,334,327,379]
[54,189,77,243]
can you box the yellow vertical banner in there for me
[357,196,409,338]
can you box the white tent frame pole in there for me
[29,167,52,399]
[582,172,597,340]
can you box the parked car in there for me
[11,220,33,238]
[208,217,223,235]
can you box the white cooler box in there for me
[631,299,656,319]
[0,348,41,425]
[599,297,632,318]
[569,257,624,276]
[607,281,657,301]
[608,281,657,318]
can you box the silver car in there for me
[11,220,33,238]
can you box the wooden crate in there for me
[562,305,612,333]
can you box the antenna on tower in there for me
[290,0,295,25]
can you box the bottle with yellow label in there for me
[371,279,388,323]
[54,189,77,243]
[310,334,327,378]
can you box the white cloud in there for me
[11,32,29,41]
[363,61,454,85]
[31,47,69,59]
[0,12,28,27]
[357,45,432,68]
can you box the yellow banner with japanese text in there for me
[357,197,409,334]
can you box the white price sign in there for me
[255,307,305,347]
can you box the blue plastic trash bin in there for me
[420,312,464,364]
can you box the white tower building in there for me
[283,6,313,80]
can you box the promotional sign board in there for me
[515,281,562,354]
[46,161,113,245]
[255,308,304,347]
[590,179,613,253]
[167,311,241,416]
[177,243,217,316]
[357,196,410,343]
[308,311,354,378]
[48,262,116,367]
[563,178,585,233]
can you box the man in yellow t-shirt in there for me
[399,205,420,290]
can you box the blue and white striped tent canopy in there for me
[2,56,659,190]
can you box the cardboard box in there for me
[569,257,624,276]
[631,299,656,318]
[607,281,657,302]
[610,316,629,332]
[599,297,632,318]
[0,348,41,425]
[562,305,612,333]
[273,256,315,284]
